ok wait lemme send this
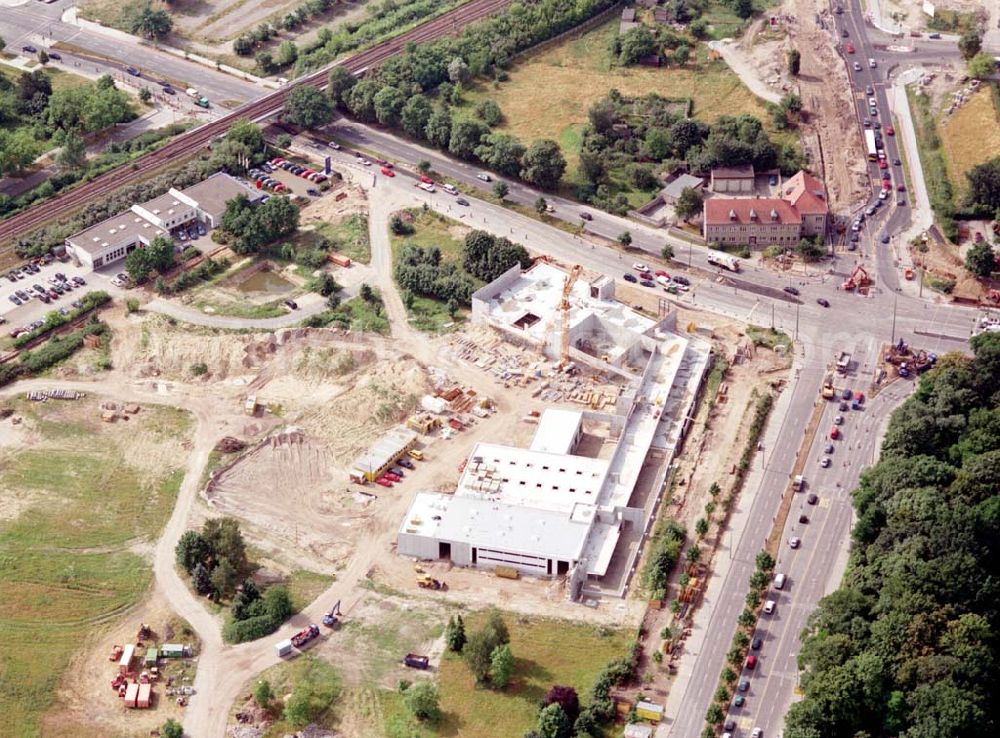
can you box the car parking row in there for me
[173,220,207,245]
[624,262,691,294]
[7,269,86,309]
[374,457,415,488]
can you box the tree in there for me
[966,240,995,278]
[695,518,709,537]
[966,157,1000,211]
[788,49,801,76]
[0,37,5,54]
[617,231,632,248]
[122,0,173,39]
[675,186,704,221]
[662,244,674,260]
[327,66,357,106]
[37,49,48,65]
[448,119,487,159]
[520,139,565,190]
[424,106,452,148]
[417,159,431,174]
[233,35,253,55]
[253,679,272,709]
[57,129,87,171]
[475,133,525,177]
[284,85,333,129]
[968,52,995,80]
[617,26,657,65]
[138,86,152,103]
[706,703,724,724]
[373,85,406,126]
[256,51,275,74]
[490,643,514,689]
[447,56,470,84]
[359,282,375,303]
[535,196,548,215]
[733,0,754,19]
[464,628,494,683]
[404,680,440,721]
[544,686,580,725]
[958,28,982,60]
[227,119,264,153]
[210,557,239,598]
[690,18,708,38]
[401,94,433,138]
[175,530,211,572]
[203,517,249,574]
[230,578,261,620]
[124,235,175,283]
[276,40,298,67]
[191,563,212,595]
[796,238,824,261]
[162,719,183,738]
[446,614,467,652]
[493,180,509,200]
[475,99,503,126]
[673,44,691,66]
[535,703,572,738]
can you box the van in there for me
[186,88,199,98]
[443,183,458,195]
[407,449,423,461]
[763,599,776,614]
[774,572,786,590]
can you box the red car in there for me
[846,42,855,53]
[383,472,402,482]
[746,655,757,669]
[878,159,887,169]
[419,175,434,185]
[654,270,669,278]
[381,167,395,177]
[830,426,840,440]
[375,477,393,488]
[854,391,864,403]
[886,125,894,136]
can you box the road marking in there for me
[819,498,832,509]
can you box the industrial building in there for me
[351,427,418,483]
[65,172,265,269]
[398,263,711,594]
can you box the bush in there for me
[13,290,111,348]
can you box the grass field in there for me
[243,655,342,738]
[460,18,773,180]
[432,614,631,738]
[312,214,372,264]
[389,209,478,333]
[286,568,335,613]
[908,85,956,237]
[938,88,1000,200]
[0,63,92,94]
[0,398,191,736]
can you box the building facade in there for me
[702,198,801,246]
[710,165,755,193]
[780,170,829,237]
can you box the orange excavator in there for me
[842,265,871,291]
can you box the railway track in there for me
[0,0,512,249]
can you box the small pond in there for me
[236,269,295,295]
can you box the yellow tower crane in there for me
[558,264,583,368]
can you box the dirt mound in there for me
[215,436,246,453]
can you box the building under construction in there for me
[397,263,711,597]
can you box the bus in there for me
[707,250,741,272]
[864,129,877,161]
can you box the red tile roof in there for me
[781,171,828,215]
[703,198,801,226]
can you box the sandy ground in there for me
[879,0,987,31]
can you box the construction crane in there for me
[558,265,583,368]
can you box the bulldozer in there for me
[416,575,445,590]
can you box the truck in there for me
[821,374,835,399]
[792,475,804,492]
[290,624,320,648]
[403,653,430,669]
[274,638,293,658]
[707,250,741,272]
[835,351,851,375]
[864,129,877,161]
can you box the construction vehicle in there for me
[557,265,583,369]
[821,374,835,399]
[835,351,851,375]
[322,600,342,628]
[290,624,320,649]
[109,645,124,662]
[417,574,445,590]
[841,265,871,291]
[136,623,151,642]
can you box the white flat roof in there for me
[352,427,417,474]
[401,492,592,562]
[459,441,608,514]
[485,262,655,345]
[528,408,582,456]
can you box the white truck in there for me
[707,250,740,272]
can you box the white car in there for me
[632,263,649,273]
[789,536,801,549]
[751,729,762,738]
[419,182,436,193]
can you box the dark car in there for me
[398,458,415,469]
[849,233,860,242]
[672,275,691,286]
[928,32,941,38]
[163,86,176,95]
[751,637,763,650]
[623,273,638,283]
[783,286,800,296]
[73,276,86,286]
[456,197,470,206]
[816,297,830,307]
[47,51,62,60]
[881,234,890,244]
[734,695,746,707]
[284,299,298,310]
[640,279,655,288]
[126,66,140,76]
[22,45,37,54]
[307,188,320,197]
[799,514,810,524]
[898,198,906,206]
[580,212,593,221]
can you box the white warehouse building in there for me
[398,263,712,591]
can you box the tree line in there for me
[219,193,301,254]
[785,333,1000,738]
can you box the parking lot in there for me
[0,257,100,329]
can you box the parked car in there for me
[640,279,655,288]
[783,286,800,296]
[380,167,395,177]
[328,141,341,150]
[476,172,492,181]
[375,477,393,488]
[672,275,691,286]
[419,175,434,185]
[632,262,649,273]
[623,273,638,283]
[751,637,763,650]
[398,458,415,469]
[579,212,593,221]
[22,45,37,53]
[807,493,818,504]
[284,299,298,310]
[307,188,320,197]
[746,655,757,669]
[733,695,745,708]
[789,536,801,549]
[126,66,140,76]
[738,678,750,692]
[816,298,830,307]
[197,222,206,236]
[383,472,401,482]
[456,198,470,206]
[820,456,831,467]
[8,295,21,306]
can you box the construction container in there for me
[624,724,653,738]
[119,644,135,674]
[495,565,520,580]
[275,639,293,658]
[123,682,139,708]
[136,683,151,708]
[327,252,352,267]
[144,648,158,667]
[635,701,664,723]
[160,644,185,659]
[403,653,429,669]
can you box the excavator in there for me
[842,265,871,291]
